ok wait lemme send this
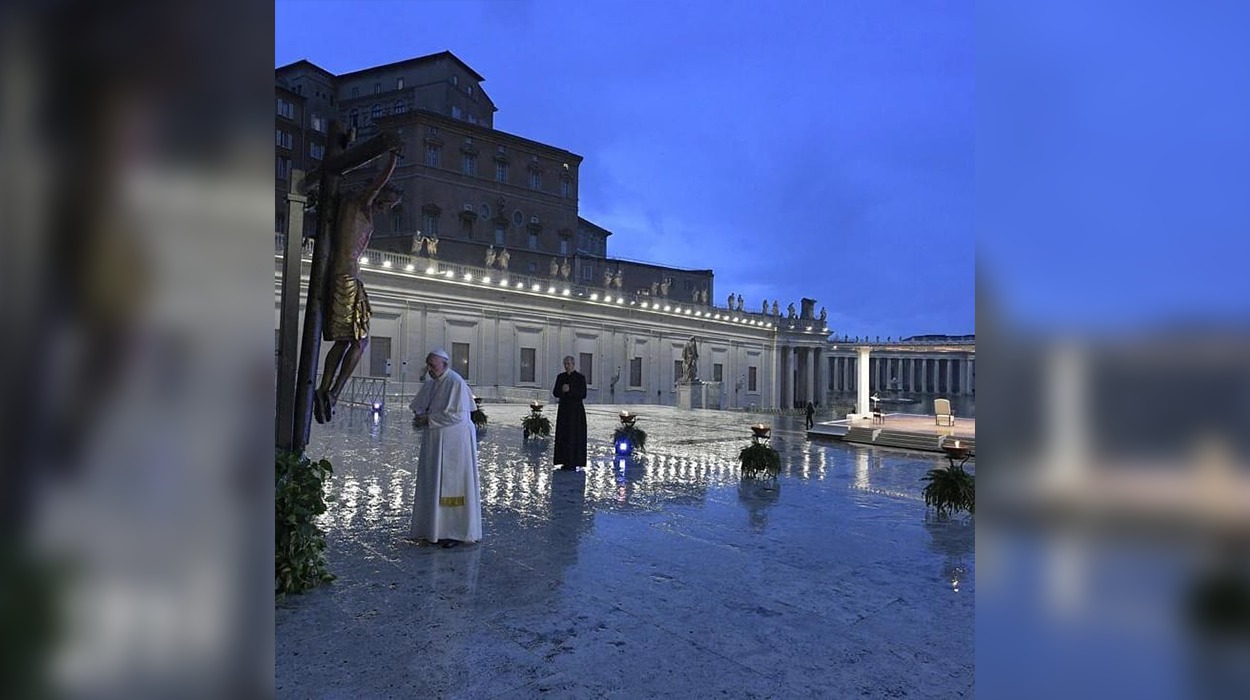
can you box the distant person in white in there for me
[408,349,482,548]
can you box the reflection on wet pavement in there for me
[277,403,974,698]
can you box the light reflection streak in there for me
[460,434,855,512]
[363,477,383,521]
[389,472,407,512]
[337,476,360,529]
[854,450,870,491]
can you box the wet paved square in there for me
[276,403,974,698]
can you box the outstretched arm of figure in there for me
[363,151,399,208]
[299,130,402,193]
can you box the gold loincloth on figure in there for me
[323,274,371,341]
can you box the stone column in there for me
[808,347,818,406]
[801,347,809,404]
[791,347,800,405]
[816,347,825,404]
[857,347,872,416]
[785,345,795,407]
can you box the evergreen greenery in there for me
[521,413,551,438]
[739,441,781,479]
[613,424,648,452]
[921,464,975,517]
[276,451,336,598]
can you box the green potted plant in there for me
[521,401,551,439]
[739,424,781,480]
[612,410,647,453]
[276,450,336,598]
[922,441,975,517]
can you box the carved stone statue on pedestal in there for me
[680,336,699,384]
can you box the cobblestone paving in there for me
[277,402,974,698]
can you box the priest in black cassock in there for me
[552,355,587,470]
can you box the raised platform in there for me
[808,412,976,455]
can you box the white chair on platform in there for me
[934,398,955,427]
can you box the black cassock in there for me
[552,370,587,468]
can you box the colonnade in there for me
[828,354,975,395]
[778,344,826,408]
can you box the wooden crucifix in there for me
[277,121,403,454]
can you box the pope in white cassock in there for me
[408,349,482,548]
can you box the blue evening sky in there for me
[276,0,974,339]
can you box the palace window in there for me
[520,348,536,383]
[369,337,391,377]
[629,358,643,388]
[579,353,594,385]
[422,211,439,237]
[748,366,758,392]
[452,343,470,380]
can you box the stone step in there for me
[842,427,975,456]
